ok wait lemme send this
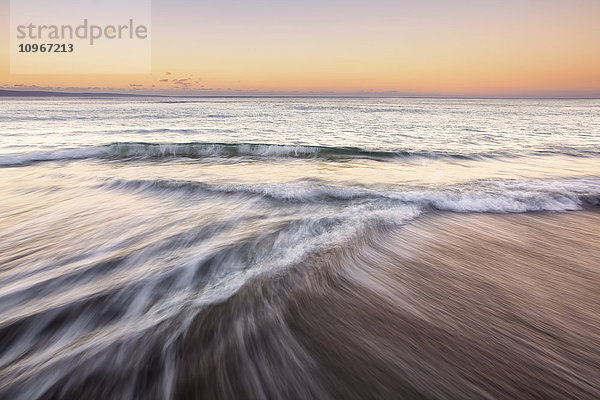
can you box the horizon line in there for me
[1,89,599,100]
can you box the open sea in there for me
[1,97,599,399]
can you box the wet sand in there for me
[177,211,600,399]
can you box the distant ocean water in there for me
[1,97,599,399]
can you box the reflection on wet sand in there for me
[178,211,600,399]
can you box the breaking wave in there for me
[99,177,600,213]
[1,142,588,167]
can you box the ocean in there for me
[1,97,599,399]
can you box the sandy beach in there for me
[177,211,600,399]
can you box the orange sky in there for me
[2,0,600,96]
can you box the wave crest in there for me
[0,142,491,166]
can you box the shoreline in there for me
[176,210,600,399]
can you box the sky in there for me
[1,0,600,97]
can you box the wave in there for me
[0,142,486,166]
[99,177,600,213]
[3,142,600,167]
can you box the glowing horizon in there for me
[1,0,599,97]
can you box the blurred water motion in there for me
[0,98,599,399]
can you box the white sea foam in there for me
[100,176,600,213]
